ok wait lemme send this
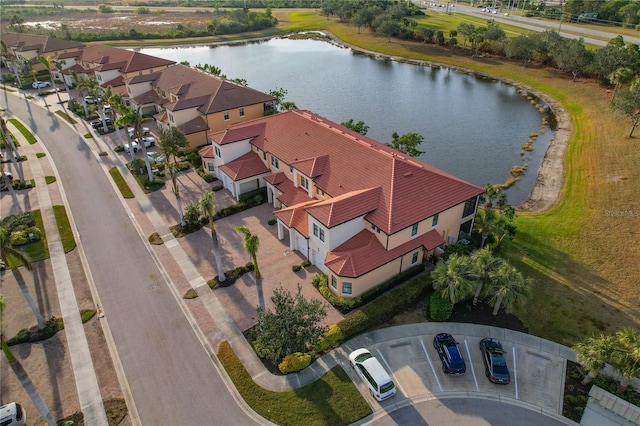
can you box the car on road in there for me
[433,333,466,375]
[480,338,511,384]
[128,127,150,138]
[124,137,155,153]
[90,118,113,129]
[0,402,26,426]
[32,80,51,89]
[349,348,396,401]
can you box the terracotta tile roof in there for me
[134,64,274,115]
[132,90,161,106]
[210,122,266,146]
[76,44,174,73]
[1,33,83,54]
[198,145,214,158]
[218,152,269,180]
[273,200,320,238]
[57,50,82,60]
[176,115,209,136]
[305,187,381,228]
[273,178,312,207]
[264,172,286,186]
[213,110,483,234]
[326,229,445,278]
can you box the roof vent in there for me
[404,172,413,177]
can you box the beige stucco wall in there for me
[330,257,403,298]
[185,132,206,149]
[206,103,265,132]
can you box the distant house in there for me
[0,32,83,80]
[56,44,175,95]
[125,64,276,148]
[207,110,483,297]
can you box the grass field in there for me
[271,10,640,345]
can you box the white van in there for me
[349,348,396,401]
[1,402,26,426]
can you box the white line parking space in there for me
[377,348,408,398]
[421,339,442,392]
[513,346,519,400]
[463,340,480,392]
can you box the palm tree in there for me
[51,57,69,100]
[431,254,475,307]
[167,164,185,226]
[198,192,226,283]
[611,328,640,392]
[118,104,154,182]
[573,333,613,385]
[609,67,634,104]
[470,248,504,305]
[76,75,99,117]
[0,165,21,214]
[235,226,260,279]
[0,296,57,425]
[0,226,46,330]
[487,262,532,316]
[106,90,127,149]
[474,208,505,248]
[1,116,26,185]
[37,55,63,105]
[480,183,507,211]
[156,126,187,164]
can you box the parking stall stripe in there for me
[376,349,407,397]
[464,340,480,392]
[420,339,442,392]
[513,346,519,399]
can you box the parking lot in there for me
[338,323,572,417]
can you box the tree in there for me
[432,254,476,307]
[386,132,425,157]
[609,67,635,104]
[610,328,640,392]
[457,23,476,47]
[0,117,26,186]
[470,248,504,306]
[376,18,400,43]
[76,75,100,117]
[235,226,260,279]
[573,333,614,385]
[611,78,640,137]
[156,126,188,164]
[198,192,226,283]
[38,55,63,104]
[487,263,532,316]
[480,183,507,211]
[268,87,290,112]
[254,285,327,363]
[474,208,508,248]
[505,35,537,67]
[118,104,154,181]
[0,296,56,425]
[340,119,369,135]
[553,38,594,81]
[0,226,46,330]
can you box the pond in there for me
[138,37,555,205]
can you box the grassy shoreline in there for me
[102,9,637,344]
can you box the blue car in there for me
[433,333,466,375]
[480,338,511,384]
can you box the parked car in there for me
[1,171,14,182]
[128,127,150,138]
[32,80,51,89]
[0,402,26,426]
[348,348,396,401]
[147,152,165,164]
[84,96,96,104]
[480,338,511,384]
[124,137,155,153]
[103,104,111,114]
[90,118,113,129]
[433,333,466,375]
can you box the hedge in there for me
[429,291,453,321]
[314,324,343,353]
[278,352,312,374]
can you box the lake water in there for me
[138,37,554,205]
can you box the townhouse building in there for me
[205,110,483,297]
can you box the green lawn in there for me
[109,167,135,198]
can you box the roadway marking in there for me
[421,339,442,392]
[377,348,408,397]
[464,340,480,392]
[513,346,519,399]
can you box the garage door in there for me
[296,234,307,255]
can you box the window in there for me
[301,176,309,189]
[224,110,230,121]
[239,107,245,117]
[313,224,318,237]
[432,213,439,227]
[271,156,279,169]
[168,113,174,123]
[263,152,267,160]
[412,251,419,264]
[208,163,215,171]
[149,68,154,73]
[290,166,293,173]
[331,276,337,290]
[138,71,143,76]
[319,229,325,242]
[342,282,352,295]
[372,224,380,234]
[462,197,477,218]
[411,223,418,237]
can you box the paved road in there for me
[0,92,258,425]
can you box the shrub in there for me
[301,259,311,268]
[212,184,224,191]
[196,165,215,182]
[80,309,97,323]
[239,187,267,203]
[292,264,301,272]
[268,218,277,226]
[184,288,198,299]
[186,150,202,166]
[316,276,362,312]
[429,291,452,321]
[315,324,343,352]
[278,352,312,374]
